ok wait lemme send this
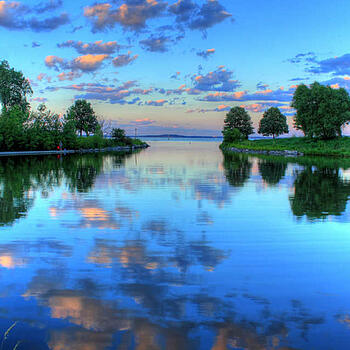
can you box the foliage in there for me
[25,104,63,150]
[66,99,98,136]
[0,106,27,151]
[291,82,350,139]
[258,107,289,138]
[222,128,244,143]
[223,107,254,139]
[111,127,134,146]
[221,136,350,157]
[0,60,32,112]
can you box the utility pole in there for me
[135,128,137,139]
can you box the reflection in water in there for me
[0,152,135,226]
[0,142,348,349]
[258,160,287,186]
[290,166,350,220]
[222,152,252,187]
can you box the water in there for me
[0,141,350,349]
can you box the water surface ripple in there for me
[0,141,349,349]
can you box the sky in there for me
[1,0,350,136]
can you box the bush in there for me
[223,128,244,143]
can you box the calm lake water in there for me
[0,141,350,349]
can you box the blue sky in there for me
[1,0,350,135]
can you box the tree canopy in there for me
[223,107,254,140]
[258,107,289,139]
[67,99,98,136]
[291,82,350,139]
[0,60,33,112]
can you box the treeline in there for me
[222,82,350,142]
[0,60,142,151]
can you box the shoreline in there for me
[220,137,350,157]
[0,144,149,157]
[222,146,303,157]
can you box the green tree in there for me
[291,82,350,139]
[258,107,289,139]
[0,106,27,151]
[0,60,32,112]
[67,100,98,136]
[223,107,254,140]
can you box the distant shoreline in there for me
[135,134,223,139]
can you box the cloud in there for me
[112,52,138,67]
[57,71,82,81]
[169,0,232,31]
[186,104,231,113]
[0,2,69,31]
[287,52,316,64]
[57,40,121,54]
[189,0,232,31]
[256,82,269,91]
[169,0,197,23]
[128,118,155,126]
[61,81,151,104]
[84,0,167,32]
[71,54,109,71]
[201,86,296,102]
[170,71,181,79]
[34,0,63,13]
[37,73,52,82]
[28,12,69,31]
[45,54,109,72]
[32,41,40,47]
[196,48,215,59]
[191,66,241,92]
[140,35,171,52]
[145,99,167,106]
[307,53,350,76]
[31,97,48,103]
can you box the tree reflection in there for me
[222,153,252,187]
[258,160,287,186]
[290,166,350,220]
[0,152,134,226]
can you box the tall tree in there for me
[0,60,33,112]
[67,99,98,136]
[291,82,350,139]
[258,107,289,139]
[223,107,254,140]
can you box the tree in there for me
[0,60,32,112]
[258,107,289,139]
[223,107,254,140]
[291,82,350,139]
[67,100,98,136]
[111,128,126,141]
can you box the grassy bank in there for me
[221,137,350,157]
[75,136,147,150]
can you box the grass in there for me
[75,136,148,150]
[221,136,350,157]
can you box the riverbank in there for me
[0,144,149,157]
[221,137,350,157]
